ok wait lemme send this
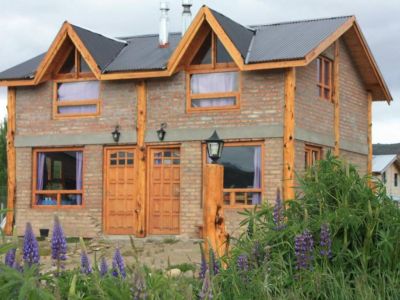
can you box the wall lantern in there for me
[157,123,167,141]
[206,130,224,164]
[112,125,121,143]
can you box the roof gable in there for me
[373,154,399,173]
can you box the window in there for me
[394,173,398,187]
[186,30,240,111]
[204,143,263,207]
[305,145,322,169]
[317,56,332,101]
[53,46,101,118]
[382,172,387,184]
[33,149,83,208]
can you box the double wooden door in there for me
[148,148,181,235]
[104,147,137,234]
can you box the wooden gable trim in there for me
[33,22,101,85]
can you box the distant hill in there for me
[373,143,400,155]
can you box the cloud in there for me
[0,0,398,143]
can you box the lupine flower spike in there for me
[209,249,220,276]
[100,256,108,277]
[273,188,285,230]
[112,248,126,278]
[252,241,264,266]
[199,270,213,300]
[199,244,208,279]
[22,222,40,267]
[5,248,16,267]
[51,216,67,271]
[294,229,314,271]
[237,254,249,272]
[320,223,332,259]
[80,250,92,274]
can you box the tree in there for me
[0,118,7,208]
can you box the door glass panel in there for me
[118,152,126,158]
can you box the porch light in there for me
[112,125,121,143]
[206,130,224,164]
[157,123,167,141]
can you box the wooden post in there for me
[283,67,296,201]
[5,87,16,235]
[367,91,373,175]
[135,81,147,237]
[333,40,340,156]
[203,163,228,258]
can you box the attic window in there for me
[56,48,94,79]
[317,56,332,101]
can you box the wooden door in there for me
[149,148,180,235]
[104,147,137,234]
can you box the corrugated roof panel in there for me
[71,25,126,71]
[248,16,351,63]
[372,154,397,173]
[0,53,45,80]
[105,33,181,72]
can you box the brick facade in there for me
[12,37,369,237]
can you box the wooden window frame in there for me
[304,144,323,169]
[186,31,241,113]
[202,141,264,209]
[32,147,85,209]
[317,56,333,101]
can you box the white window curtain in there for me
[58,81,100,114]
[191,72,238,108]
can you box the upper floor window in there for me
[305,145,322,169]
[33,148,84,208]
[394,173,398,187]
[186,31,240,112]
[382,171,387,183]
[317,56,332,101]
[53,47,101,119]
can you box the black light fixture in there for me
[206,130,224,164]
[111,125,121,143]
[157,123,167,141]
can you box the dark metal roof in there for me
[247,16,351,63]
[373,143,400,155]
[0,9,354,80]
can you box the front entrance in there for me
[104,147,137,234]
[148,147,181,235]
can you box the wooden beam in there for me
[367,91,373,175]
[135,80,147,237]
[5,88,16,235]
[283,67,296,201]
[333,40,340,156]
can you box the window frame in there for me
[32,147,85,209]
[202,141,264,209]
[304,144,323,169]
[186,30,241,113]
[317,56,333,101]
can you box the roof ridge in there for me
[70,23,128,45]
[119,32,181,40]
[208,7,256,33]
[250,15,354,29]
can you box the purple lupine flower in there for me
[99,257,108,277]
[294,229,314,271]
[199,270,213,300]
[22,222,40,266]
[112,248,126,278]
[320,224,332,258]
[5,248,16,267]
[80,251,92,274]
[199,249,208,279]
[252,241,263,266]
[209,249,220,276]
[51,216,67,269]
[13,259,23,272]
[273,189,286,230]
[237,254,249,272]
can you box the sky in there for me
[0,0,398,143]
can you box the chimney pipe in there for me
[159,1,170,48]
[182,0,193,36]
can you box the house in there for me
[372,154,400,202]
[0,3,392,238]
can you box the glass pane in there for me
[110,159,117,166]
[118,159,126,165]
[192,97,236,108]
[80,54,90,73]
[216,38,233,63]
[223,192,231,205]
[164,159,172,165]
[127,152,134,158]
[36,194,57,206]
[317,58,322,83]
[305,151,309,169]
[111,153,117,159]
[118,152,126,158]
[191,72,238,94]
[235,192,246,205]
[127,159,134,165]
[220,146,261,189]
[248,193,262,205]
[164,151,171,157]
[58,81,100,101]
[61,194,82,206]
[58,105,97,115]
[191,32,212,65]
[324,60,330,85]
[173,159,180,165]
[59,50,75,74]
[324,88,330,99]
[36,151,81,191]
